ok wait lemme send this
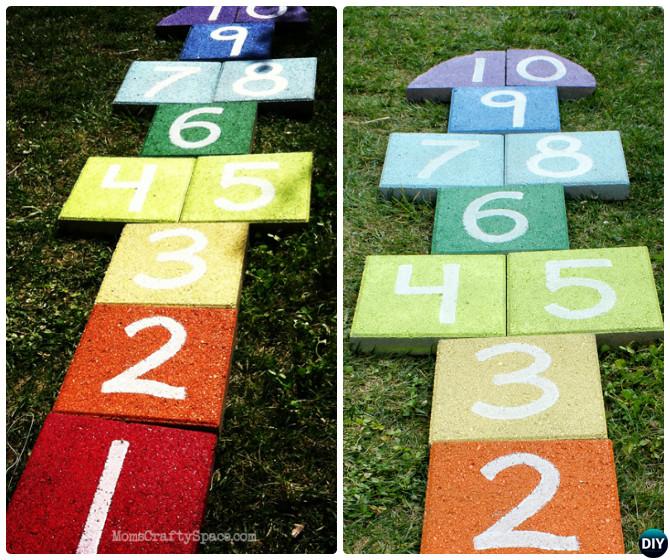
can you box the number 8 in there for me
[527,135,593,178]
[233,62,288,97]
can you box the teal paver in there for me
[448,86,560,134]
[379,133,504,201]
[350,254,507,354]
[213,57,316,103]
[141,102,257,156]
[505,131,630,200]
[113,61,222,106]
[432,184,569,254]
[507,247,663,343]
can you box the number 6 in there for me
[462,191,528,243]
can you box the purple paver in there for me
[406,51,505,102]
[506,49,596,99]
[234,6,309,24]
[156,6,239,35]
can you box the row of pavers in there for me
[7,6,314,553]
[350,50,662,553]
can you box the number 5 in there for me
[216,161,279,211]
[544,259,616,320]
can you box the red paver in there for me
[7,412,217,553]
[53,303,236,430]
[421,439,624,554]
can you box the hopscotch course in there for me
[350,49,663,553]
[7,6,314,553]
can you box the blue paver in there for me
[113,61,221,106]
[180,23,274,61]
[379,133,505,201]
[213,57,316,103]
[448,86,560,134]
[505,131,630,200]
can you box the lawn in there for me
[6,7,336,553]
[343,6,663,553]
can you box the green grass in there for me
[6,7,335,553]
[343,6,663,553]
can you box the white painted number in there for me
[463,191,528,243]
[210,26,248,57]
[232,62,288,97]
[544,259,616,320]
[101,316,187,400]
[517,55,567,82]
[471,343,558,420]
[418,139,480,179]
[208,6,223,20]
[133,228,208,290]
[394,264,460,324]
[76,439,129,554]
[169,107,224,149]
[245,5,287,19]
[474,453,579,551]
[481,90,527,128]
[527,135,593,178]
[144,65,201,99]
[471,57,486,83]
[101,163,156,213]
[216,161,279,211]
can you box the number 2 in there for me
[471,343,558,420]
[474,452,579,551]
[101,316,187,400]
[418,139,480,179]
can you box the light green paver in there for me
[432,184,569,254]
[141,102,257,157]
[508,246,663,342]
[58,157,195,229]
[96,222,248,308]
[349,254,506,354]
[430,334,608,444]
[180,152,312,223]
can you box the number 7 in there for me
[144,66,202,99]
[418,139,480,179]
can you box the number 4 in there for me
[394,264,460,324]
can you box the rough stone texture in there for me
[234,6,309,24]
[180,23,274,61]
[432,184,569,254]
[141,102,257,156]
[406,50,505,102]
[507,247,663,342]
[421,439,624,553]
[448,86,560,134]
[113,61,221,106]
[96,223,248,308]
[213,57,316,104]
[505,131,630,200]
[58,157,194,227]
[349,254,506,354]
[506,49,596,99]
[180,152,312,223]
[379,132,505,201]
[7,412,216,553]
[157,6,239,31]
[430,334,607,443]
[53,304,237,429]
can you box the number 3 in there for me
[471,343,558,420]
[474,452,579,551]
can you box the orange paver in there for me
[53,303,236,430]
[421,439,624,554]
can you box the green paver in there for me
[432,184,569,254]
[180,152,312,223]
[508,246,663,342]
[430,334,608,444]
[58,157,195,230]
[141,102,257,157]
[349,254,506,354]
[96,222,248,308]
